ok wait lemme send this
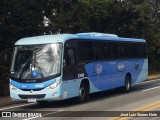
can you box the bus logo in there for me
[30,90,33,93]
[93,63,103,76]
[116,62,125,72]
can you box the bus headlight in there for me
[46,80,61,89]
[10,84,18,90]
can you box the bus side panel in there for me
[85,61,121,91]
[61,59,148,98]
[118,59,148,86]
[63,63,101,96]
[134,59,148,83]
[84,59,148,92]
[119,59,148,86]
[101,61,121,90]
[62,79,79,99]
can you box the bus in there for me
[9,32,148,103]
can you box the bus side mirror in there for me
[67,48,76,66]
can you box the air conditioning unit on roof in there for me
[76,32,118,37]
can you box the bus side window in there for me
[67,48,76,66]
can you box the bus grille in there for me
[18,94,46,99]
[21,88,44,91]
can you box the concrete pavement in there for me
[0,96,24,107]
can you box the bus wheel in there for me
[123,75,131,93]
[77,82,89,103]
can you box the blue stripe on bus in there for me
[10,79,56,89]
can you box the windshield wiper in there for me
[18,59,31,79]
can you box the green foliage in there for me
[0,0,160,75]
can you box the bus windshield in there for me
[10,43,62,80]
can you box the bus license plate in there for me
[28,98,37,102]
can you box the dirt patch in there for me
[148,73,160,80]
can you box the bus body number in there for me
[78,73,84,78]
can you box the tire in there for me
[77,82,89,103]
[122,75,131,93]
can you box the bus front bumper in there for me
[10,85,66,102]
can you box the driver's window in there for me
[67,48,75,66]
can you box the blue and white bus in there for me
[10,32,148,103]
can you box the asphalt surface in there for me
[0,79,160,120]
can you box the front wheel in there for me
[77,82,89,103]
[122,75,131,93]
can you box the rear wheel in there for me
[122,75,131,93]
[77,82,89,103]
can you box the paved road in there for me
[1,79,160,120]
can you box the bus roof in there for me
[76,35,146,43]
[76,32,145,42]
[15,33,146,45]
[15,34,76,45]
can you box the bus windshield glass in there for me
[10,43,62,80]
